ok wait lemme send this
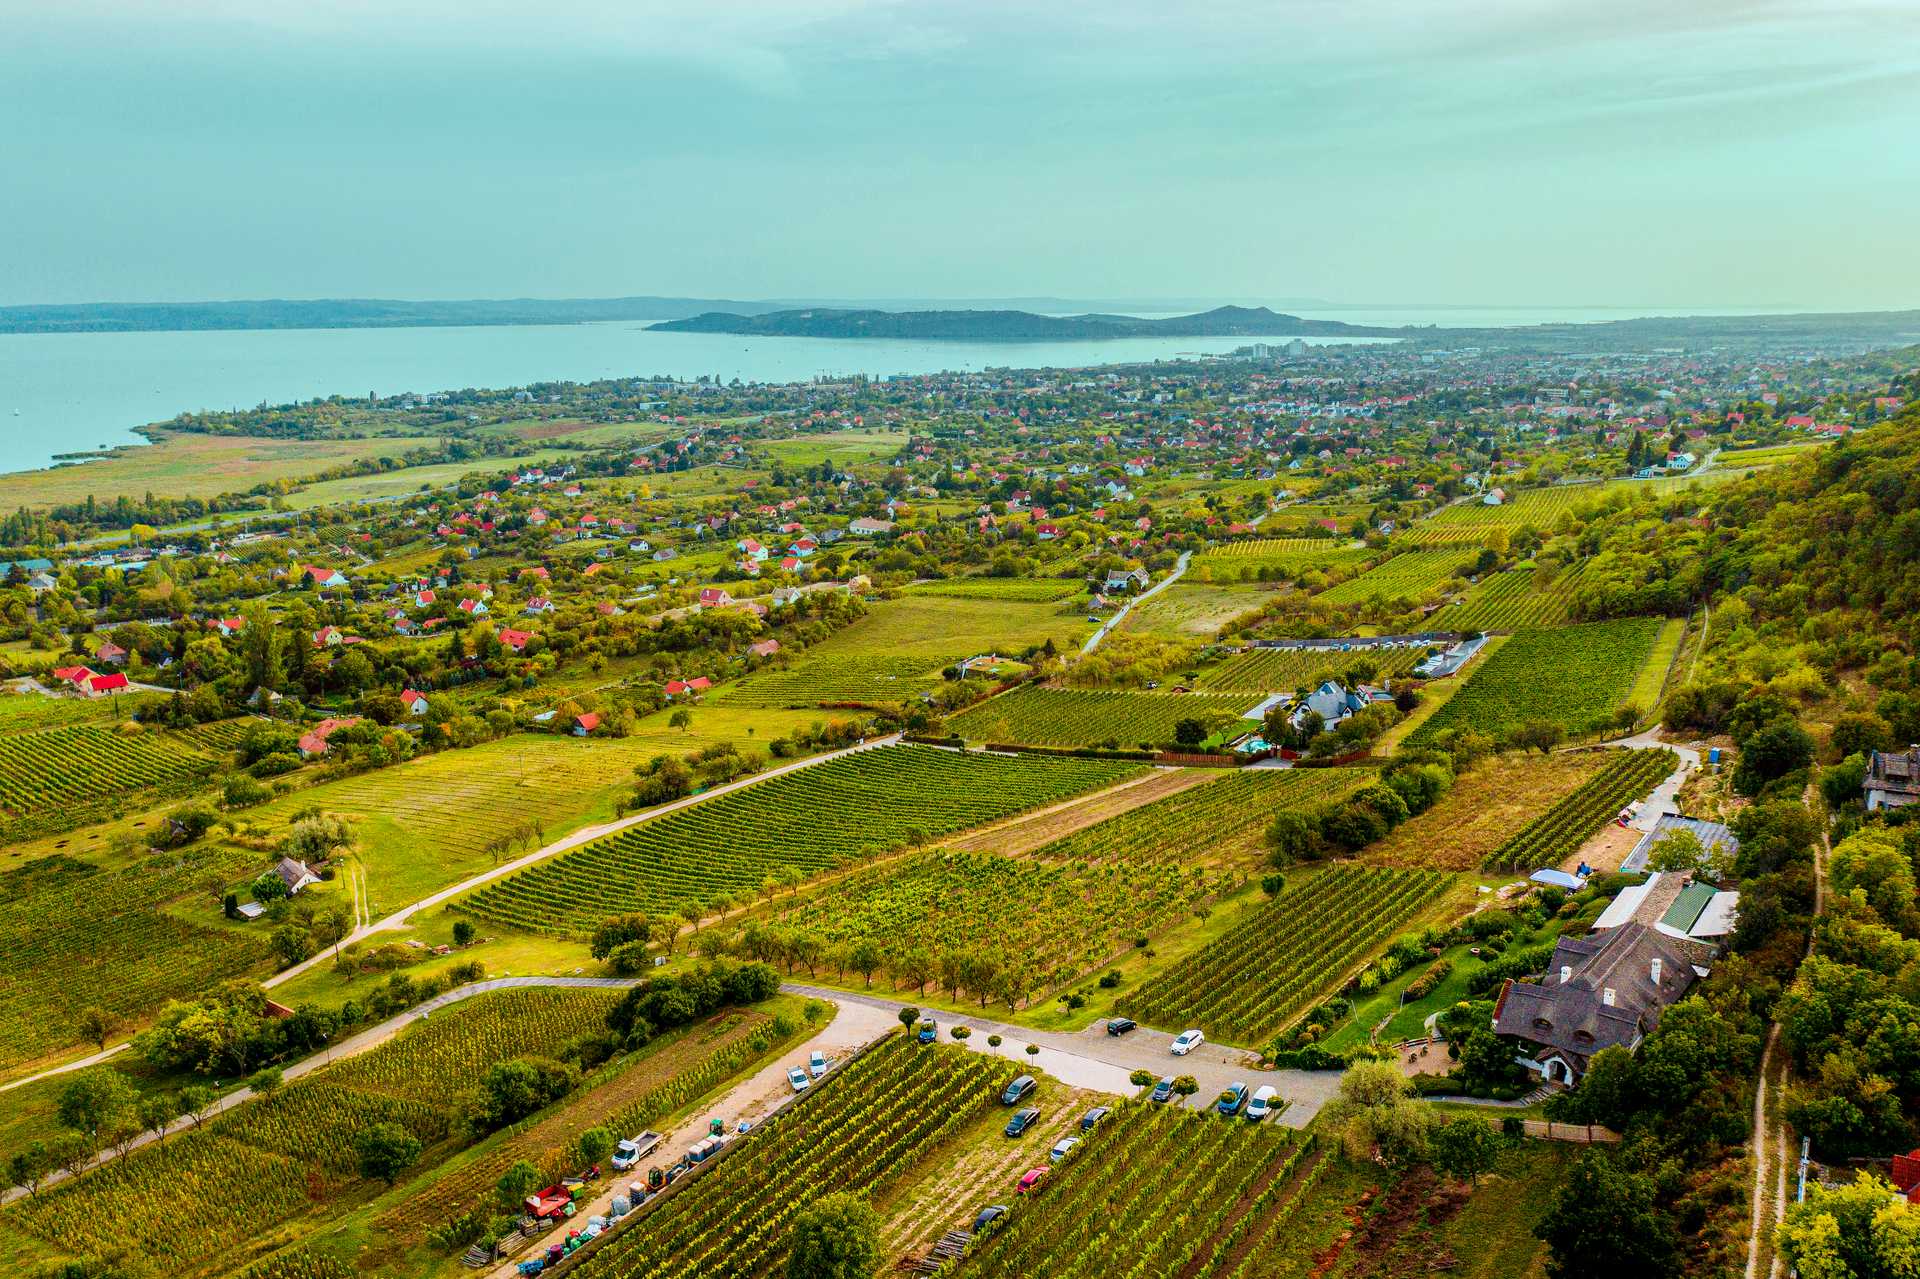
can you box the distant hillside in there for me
[0,296,790,335]
[648,305,1403,342]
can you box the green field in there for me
[945,685,1255,747]
[715,655,951,708]
[0,431,445,510]
[905,577,1086,603]
[1116,582,1281,640]
[1405,616,1669,745]
[454,745,1142,934]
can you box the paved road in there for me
[779,984,1342,1128]
[1082,551,1190,654]
[0,734,904,1095]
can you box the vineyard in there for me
[1313,547,1479,606]
[565,1037,1000,1279]
[4,987,617,1269]
[1115,866,1454,1046]
[379,1010,796,1242]
[1404,485,1617,534]
[236,1251,355,1279]
[326,987,627,1102]
[1423,563,1589,632]
[0,848,270,1073]
[1404,617,1668,745]
[956,1104,1314,1279]
[716,655,951,707]
[0,722,230,842]
[907,577,1084,602]
[1483,748,1677,870]
[455,746,1141,935]
[945,686,1253,747]
[1198,644,1424,694]
[1191,539,1377,579]
[770,771,1363,1000]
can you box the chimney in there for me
[1602,988,1616,1007]
[1650,958,1663,984]
[1559,965,1572,985]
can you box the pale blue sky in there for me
[4,1,1917,308]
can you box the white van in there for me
[1245,1085,1279,1121]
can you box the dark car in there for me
[1106,1017,1137,1036]
[1005,1106,1041,1137]
[973,1205,1009,1233]
[1216,1082,1248,1117]
[1000,1074,1037,1106]
[1150,1076,1176,1104]
[1080,1106,1111,1132]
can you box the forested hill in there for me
[648,305,1402,341]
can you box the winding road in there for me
[1082,551,1190,654]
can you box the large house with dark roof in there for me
[1493,922,1699,1085]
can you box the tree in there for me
[354,1121,422,1185]
[1318,1059,1432,1167]
[1129,1069,1155,1088]
[1645,828,1707,875]
[270,923,314,969]
[249,1066,284,1095]
[313,906,352,959]
[178,1083,218,1128]
[1734,719,1815,795]
[497,1158,543,1213]
[1778,1173,1920,1279]
[1025,1044,1041,1060]
[1511,720,1566,754]
[848,940,883,988]
[138,1092,181,1143]
[6,1142,52,1196]
[1171,1075,1198,1097]
[56,1070,137,1143]
[1173,717,1207,748]
[573,1125,616,1171]
[453,919,476,947]
[785,1191,881,1279]
[75,1006,119,1052]
[1427,1118,1503,1186]
[670,708,693,732]
[897,1006,920,1032]
[1267,810,1319,866]
[1536,1150,1677,1279]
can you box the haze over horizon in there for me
[5,0,1918,311]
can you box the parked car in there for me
[1216,1082,1248,1117]
[1080,1106,1111,1131]
[809,1050,829,1078]
[610,1131,660,1171]
[1016,1167,1050,1195]
[787,1067,811,1093]
[1170,1028,1205,1056]
[917,1019,938,1044]
[1001,1074,1037,1106]
[1105,1018,1136,1036]
[1005,1106,1041,1137]
[1150,1076,1176,1104]
[1246,1085,1280,1122]
[1049,1137,1081,1162]
[973,1205,1008,1233]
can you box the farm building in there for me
[1621,814,1738,875]
[275,858,320,895]
[1866,746,1920,811]
[84,672,130,696]
[1592,871,1739,944]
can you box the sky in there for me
[3,0,1918,310]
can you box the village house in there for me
[497,628,533,653]
[1492,922,1698,1085]
[573,712,600,736]
[84,672,130,696]
[1866,746,1920,811]
[275,857,321,895]
[296,716,361,757]
[399,689,429,716]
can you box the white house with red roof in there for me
[698,587,734,608]
[94,641,128,665]
[399,690,429,715]
[497,628,534,652]
[523,596,554,614]
[84,672,130,696]
[663,676,712,699]
[50,664,95,690]
[303,566,349,589]
[208,617,246,637]
[458,597,490,617]
[297,716,360,756]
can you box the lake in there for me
[0,304,1765,477]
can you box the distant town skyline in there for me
[4,0,1917,309]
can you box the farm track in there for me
[943,767,1221,857]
